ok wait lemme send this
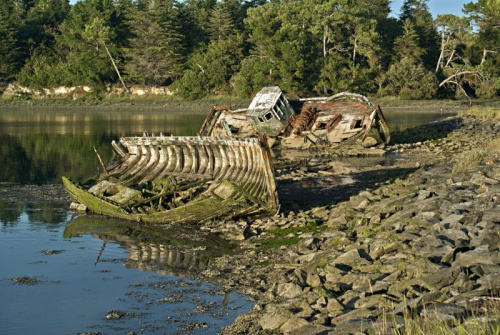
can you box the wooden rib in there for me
[143,146,168,183]
[197,145,209,176]
[120,145,150,182]
[157,146,177,179]
[181,143,193,174]
[130,146,159,184]
[107,152,140,177]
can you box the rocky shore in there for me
[200,115,500,334]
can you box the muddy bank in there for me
[195,115,500,334]
[0,183,68,204]
[0,98,250,113]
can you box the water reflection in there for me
[0,110,206,184]
[0,108,455,184]
[64,215,237,277]
[0,201,67,226]
[0,206,251,335]
[383,110,456,132]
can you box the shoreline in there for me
[1,96,499,114]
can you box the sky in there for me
[68,0,473,18]
[390,0,471,18]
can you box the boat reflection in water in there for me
[64,215,237,277]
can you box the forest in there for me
[0,0,498,101]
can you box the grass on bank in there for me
[452,137,500,175]
[459,107,500,120]
[373,301,500,335]
[453,106,500,175]
[257,220,326,250]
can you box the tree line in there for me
[0,0,498,101]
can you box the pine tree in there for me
[394,20,424,63]
[208,2,235,41]
[125,0,184,85]
[399,0,439,69]
[0,1,21,81]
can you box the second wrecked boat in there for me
[200,86,390,153]
[63,136,278,224]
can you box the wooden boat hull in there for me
[63,136,278,224]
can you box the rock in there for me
[477,272,500,291]
[310,207,330,220]
[370,315,405,334]
[76,203,88,212]
[287,325,331,335]
[435,228,470,248]
[104,310,126,320]
[349,195,370,210]
[415,211,439,222]
[292,300,316,319]
[309,313,330,326]
[413,235,454,262]
[470,264,500,276]
[306,273,322,288]
[276,283,303,299]
[420,303,467,321]
[481,209,500,224]
[332,249,371,268]
[259,309,293,330]
[355,294,394,309]
[311,296,328,311]
[327,214,348,228]
[383,208,416,225]
[440,214,465,228]
[453,246,500,267]
[280,317,309,334]
[470,172,499,186]
[330,308,376,326]
[362,136,379,148]
[393,291,444,315]
[417,190,432,200]
[326,297,344,312]
[422,267,461,289]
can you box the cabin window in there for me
[316,122,328,130]
[273,106,283,118]
[264,112,273,121]
[229,125,240,134]
[258,116,265,122]
[353,120,362,129]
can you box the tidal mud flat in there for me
[198,115,500,334]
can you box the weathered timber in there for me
[63,136,278,223]
[200,87,391,153]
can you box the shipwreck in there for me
[200,86,390,153]
[63,136,278,224]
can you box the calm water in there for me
[0,107,455,334]
[0,109,248,335]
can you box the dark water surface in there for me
[0,107,455,334]
[0,207,248,334]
